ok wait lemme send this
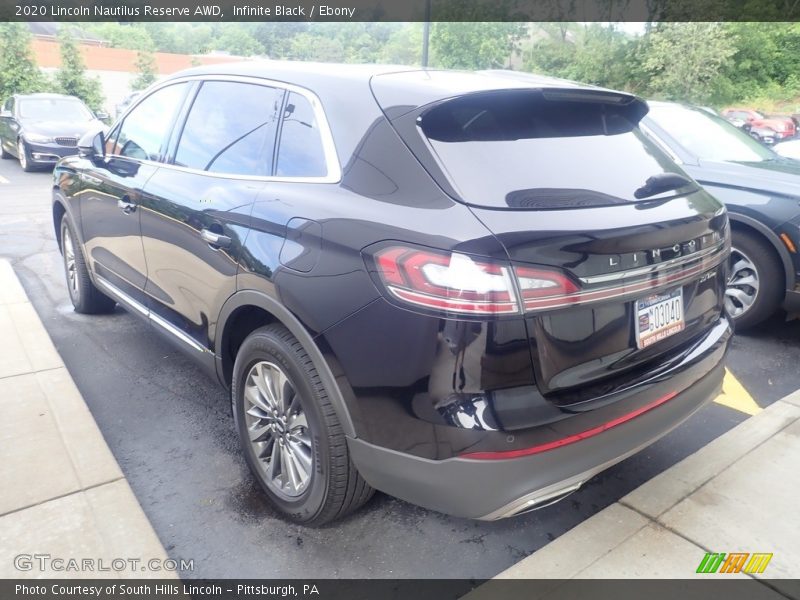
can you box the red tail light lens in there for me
[373,246,519,315]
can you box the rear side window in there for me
[418,90,685,209]
[275,92,327,178]
[113,84,186,161]
[174,81,284,177]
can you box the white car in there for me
[774,139,800,160]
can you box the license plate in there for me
[635,288,685,349]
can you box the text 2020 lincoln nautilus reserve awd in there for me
[52,63,732,525]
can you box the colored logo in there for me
[696,552,773,574]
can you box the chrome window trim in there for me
[107,74,342,184]
[95,275,209,354]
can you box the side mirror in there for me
[78,130,105,162]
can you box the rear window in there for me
[418,91,686,209]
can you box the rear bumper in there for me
[348,318,730,520]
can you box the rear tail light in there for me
[373,246,519,315]
[371,239,726,317]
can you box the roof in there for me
[160,61,639,170]
[164,60,410,89]
[164,61,620,110]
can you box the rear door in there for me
[139,78,284,352]
[78,82,188,306]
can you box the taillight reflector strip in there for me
[460,390,678,460]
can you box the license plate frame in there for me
[635,288,685,349]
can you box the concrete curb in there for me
[0,259,175,579]
[494,386,800,586]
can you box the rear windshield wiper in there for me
[633,173,696,200]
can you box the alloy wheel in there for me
[243,361,313,498]
[17,140,27,170]
[62,226,78,298]
[726,247,760,318]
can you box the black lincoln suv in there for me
[52,63,732,525]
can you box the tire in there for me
[232,324,373,526]
[0,141,11,159]
[17,138,35,172]
[60,214,116,314]
[726,229,783,330]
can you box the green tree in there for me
[87,23,155,51]
[130,50,157,91]
[640,23,737,104]
[288,32,346,62]
[56,29,105,110]
[430,22,527,69]
[253,23,309,59]
[0,23,46,99]
[212,26,264,57]
[380,24,423,65]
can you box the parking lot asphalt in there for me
[1,157,799,579]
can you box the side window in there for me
[275,92,328,178]
[174,81,284,177]
[114,84,186,161]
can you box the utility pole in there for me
[422,0,431,67]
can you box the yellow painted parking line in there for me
[713,368,762,415]
[0,175,9,184]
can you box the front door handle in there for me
[200,228,232,249]
[117,196,136,214]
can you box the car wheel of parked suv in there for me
[17,138,35,172]
[0,143,11,159]
[727,230,783,329]
[60,215,116,314]
[231,325,373,525]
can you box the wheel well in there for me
[220,305,276,386]
[52,201,66,250]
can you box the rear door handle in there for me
[200,228,231,249]
[117,196,136,214]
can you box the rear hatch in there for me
[372,71,729,405]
